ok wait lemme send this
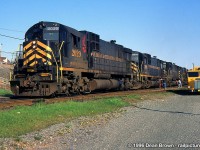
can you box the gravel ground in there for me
[1,93,200,150]
[0,108,127,150]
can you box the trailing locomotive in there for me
[10,21,187,97]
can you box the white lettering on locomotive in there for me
[46,27,59,30]
[72,49,81,57]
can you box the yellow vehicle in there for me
[187,66,200,92]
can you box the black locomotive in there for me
[10,21,187,96]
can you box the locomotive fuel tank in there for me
[88,79,120,91]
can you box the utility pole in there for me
[0,43,2,57]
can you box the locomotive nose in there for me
[23,40,52,67]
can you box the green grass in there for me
[147,91,174,97]
[0,97,129,138]
[125,94,142,100]
[0,89,13,97]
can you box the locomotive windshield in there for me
[188,72,199,77]
[162,62,166,69]
[43,32,59,40]
[25,28,43,41]
[43,26,59,41]
[131,53,139,62]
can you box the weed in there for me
[34,134,42,141]
[0,89,13,97]
[65,122,72,129]
[14,136,22,142]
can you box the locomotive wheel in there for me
[50,92,56,98]
[131,82,142,90]
[145,80,151,88]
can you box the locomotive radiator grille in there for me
[23,40,52,67]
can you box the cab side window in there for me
[72,34,80,48]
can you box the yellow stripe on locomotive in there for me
[23,40,52,66]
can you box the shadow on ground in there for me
[133,105,200,116]
[166,88,200,96]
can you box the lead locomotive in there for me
[10,21,187,97]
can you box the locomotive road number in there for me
[46,27,59,30]
[72,49,81,57]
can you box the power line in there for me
[0,27,24,33]
[0,33,24,40]
[0,50,19,54]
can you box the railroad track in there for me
[0,87,178,109]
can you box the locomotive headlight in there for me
[33,45,37,49]
[32,41,37,49]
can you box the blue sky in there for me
[0,0,199,69]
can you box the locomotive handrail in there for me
[49,41,64,83]
[59,41,65,82]
[49,47,59,83]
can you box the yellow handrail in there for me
[59,41,65,82]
